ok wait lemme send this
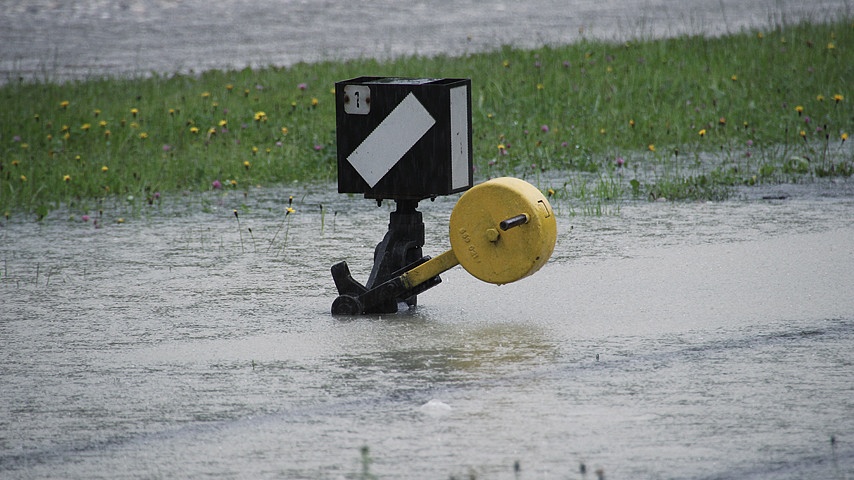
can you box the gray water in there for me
[2,179,853,479]
[1,0,852,83]
[2,0,854,478]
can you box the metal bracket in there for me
[330,200,435,314]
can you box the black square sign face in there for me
[335,77,473,200]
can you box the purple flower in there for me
[212,180,222,189]
[154,192,161,199]
[746,140,754,147]
[82,215,90,222]
[615,157,625,167]
[12,135,21,142]
[275,141,283,147]
[540,125,549,133]
[162,144,172,152]
[314,144,324,151]
[298,83,307,90]
[804,116,811,124]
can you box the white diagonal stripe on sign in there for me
[346,92,436,188]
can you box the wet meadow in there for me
[0,19,851,223]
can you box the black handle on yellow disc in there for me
[499,213,529,231]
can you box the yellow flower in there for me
[81,123,91,131]
[842,133,849,142]
[102,165,109,172]
[311,97,319,106]
[757,32,764,39]
[104,130,111,138]
[833,94,844,103]
[799,130,807,139]
[201,92,211,98]
[251,146,259,154]
[20,175,27,182]
[648,144,656,152]
[827,42,836,50]
[286,207,296,215]
[817,94,825,102]
[11,160,19,166]
[190,126,200,134]
[99,120,107,128]
[226,84,234,91]
[795,105,804,114]
[502,60,510,68]
[63,174,71,182]
[536,83,544,90]
[718,117,726,125]
[139,132,149,139]
[243,161,251,169]
[281,127,289,135]
[699,129,707,137]
[629,119,635,128]
[219,119,228,127]
[497,143,506,150]
[208,127,217,135]
[60,100,70,109]
[61,125,70,132]
[254,111,267,122]
[599,128,606,135]
[547,188,555,197]
[21,143,29,149]
[730,74,738,81]
[117,218,125,224]
[229,179,237,187]
[93,109,101,117]
[131,108,138,117]
[130,122,139,129]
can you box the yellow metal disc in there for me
[449,177,557,285]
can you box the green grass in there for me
[1,19,852,219]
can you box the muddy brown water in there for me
[2,1,854,478]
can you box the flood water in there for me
[2,178,853,479]
[1,0,851,83]
[2,0,854,478]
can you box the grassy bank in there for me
[1,19,851,219]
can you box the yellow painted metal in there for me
[448,177,557,284]
[401,249,459,290]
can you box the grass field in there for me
[1,19,851,220]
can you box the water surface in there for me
[2,180,853,478]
